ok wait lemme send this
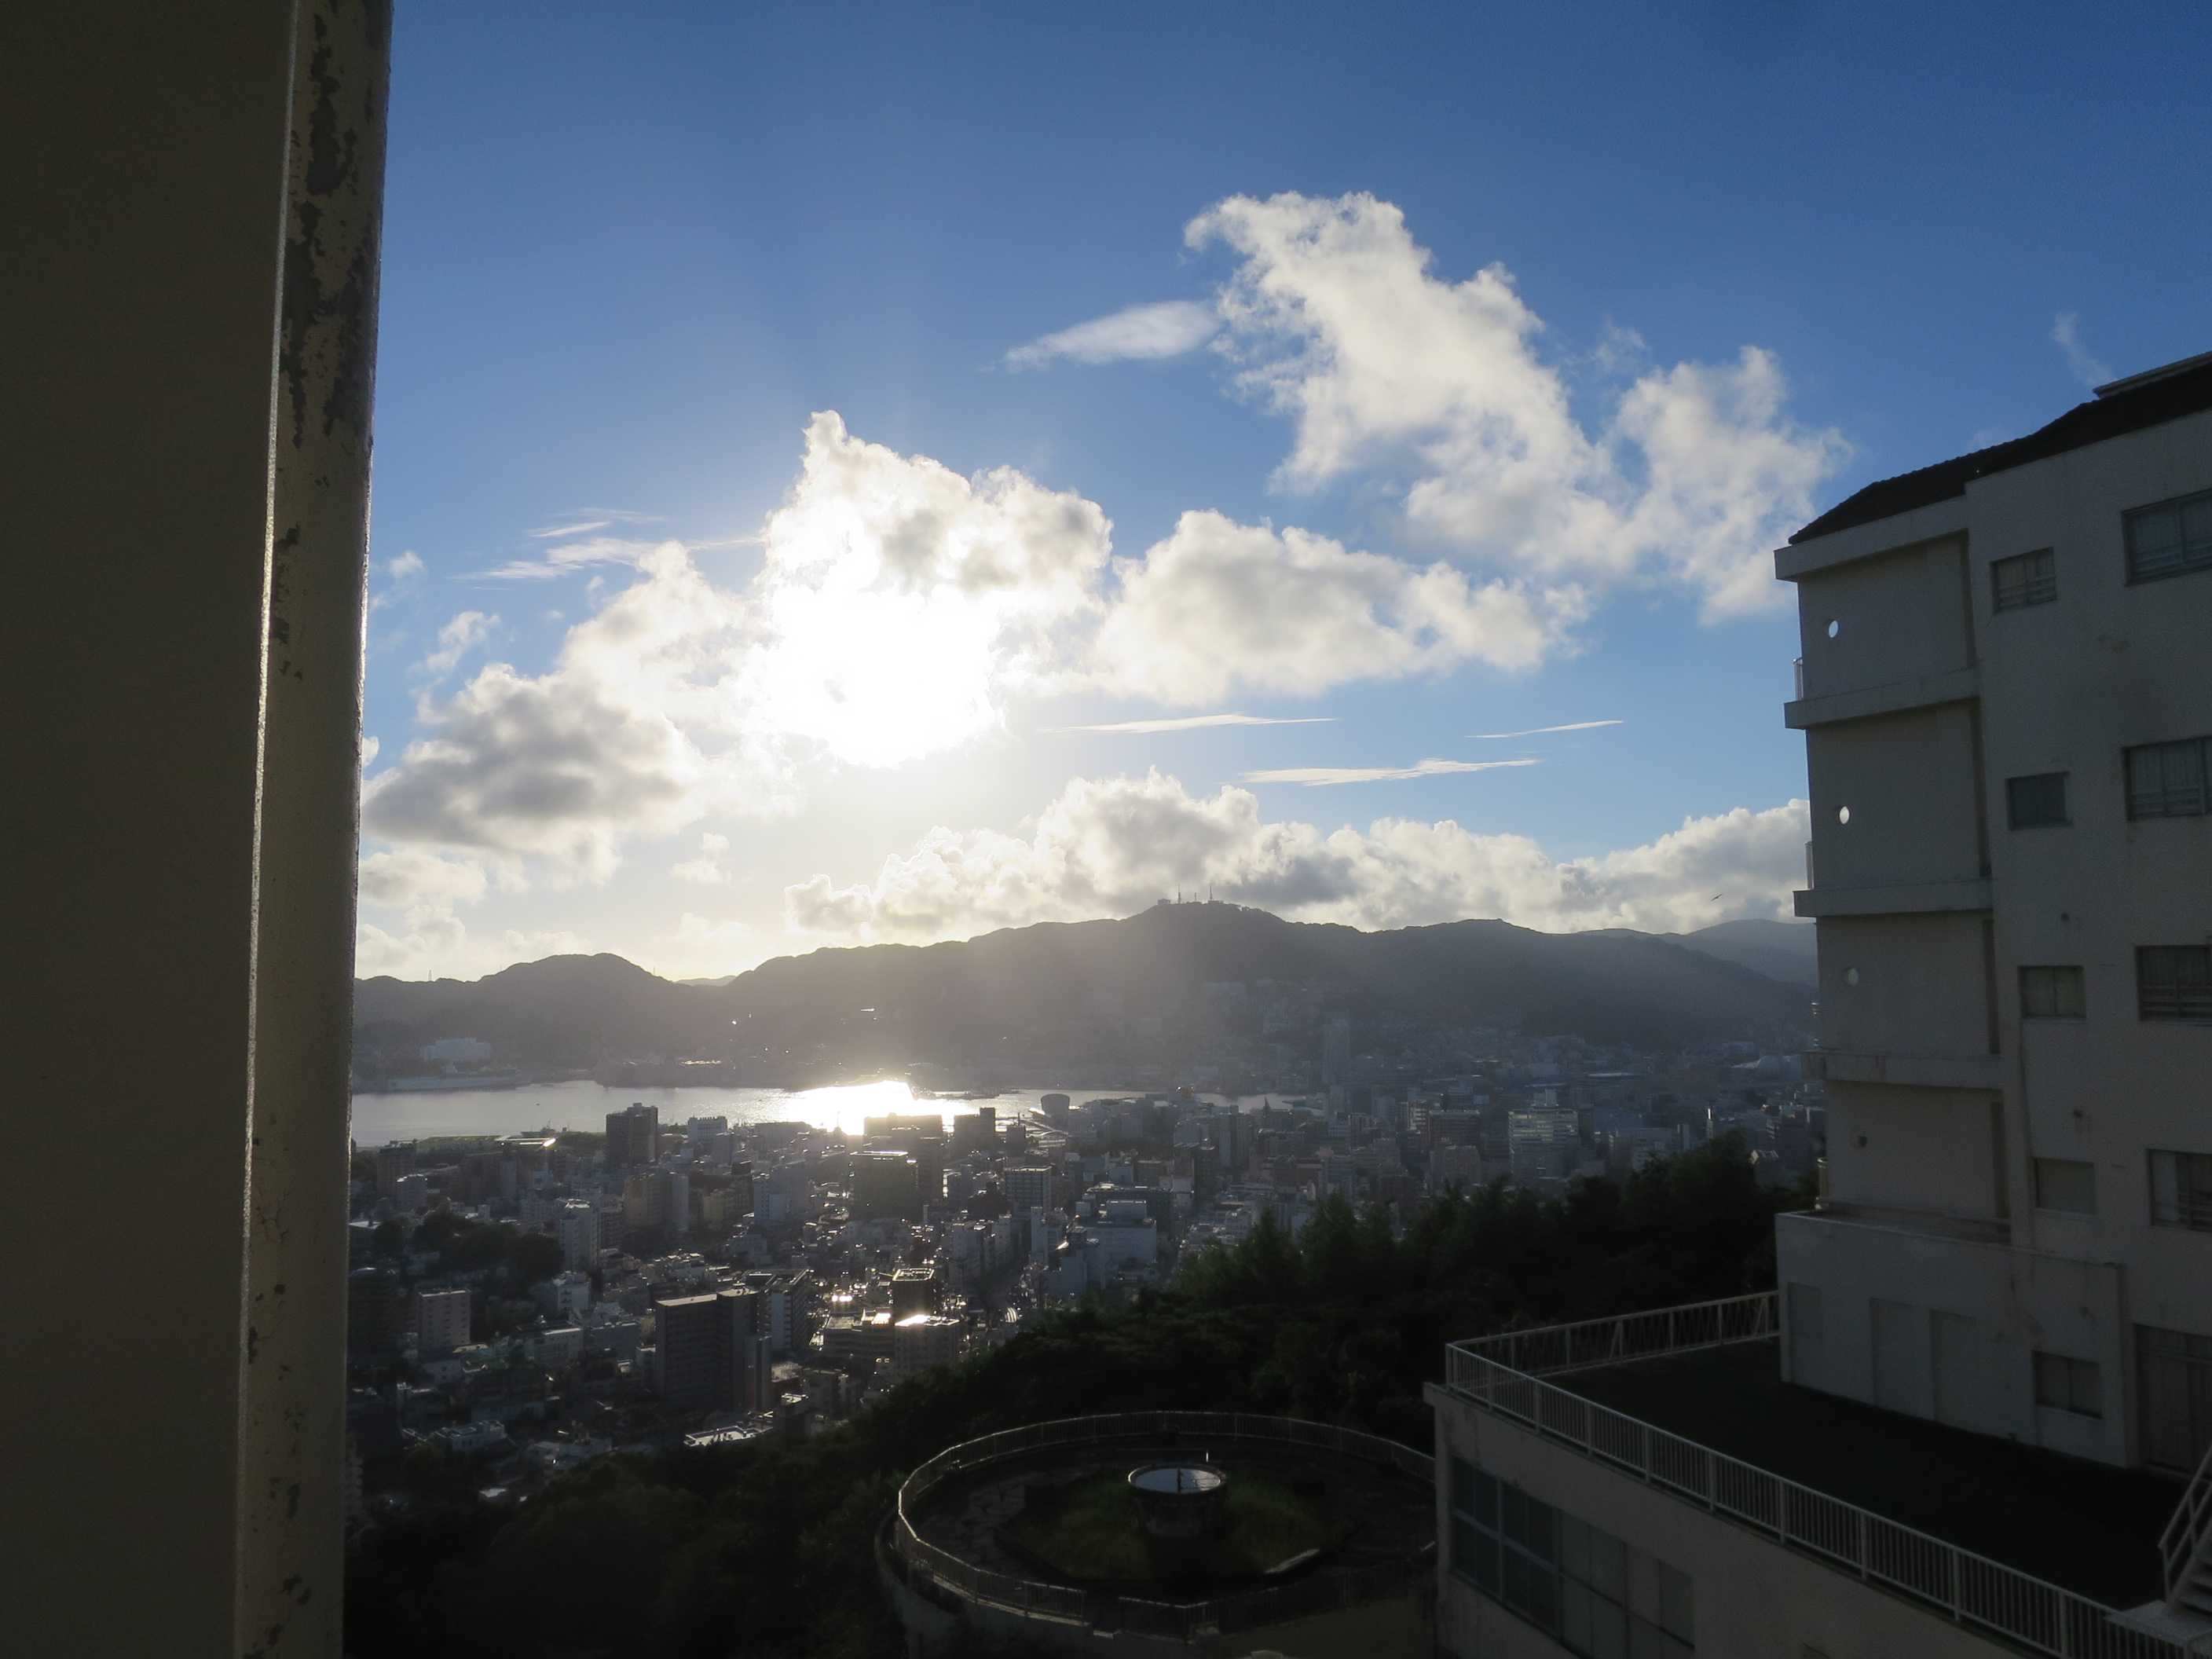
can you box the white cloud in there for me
[1053,713,1335,735]
[416,610,496,679]
[358,847,493,910]
[672,831,733,886]
[469,536,660,583]
[361,734,380,770]
[2052,312,2111,388]
[364,542,784,882]
[354,915,590,981]
[1005,299,1219,370]
[383,550,425,580]
[1185,192,1846,618]
[1470,719,1621,739]
[786,770,1811,943]
[1092,510,1584,703]
[1243,756,1539,788]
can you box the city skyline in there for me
[357,5,2212,980]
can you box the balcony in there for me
[1435,1295,2185,1659]
[1784,662,1982,730]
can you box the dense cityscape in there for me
[344,1014,1821,1522]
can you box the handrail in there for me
[1441,1323,2188,1659]
[2160,1433,2212,1604]
[1449,1291,1778,1379]
[891,1410,1434,1640]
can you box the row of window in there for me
[2034,1149,2212,1232]
[2004,736,2212,829]
[1989,485,2212,612]
[1449,1457,1694,1657]
[2018,950,2212,1023]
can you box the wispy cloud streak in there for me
[1468,719,1622,739]
[1242,756,1540,787]
[1055,713,1335,735]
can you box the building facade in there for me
[1779,351,2212,1473]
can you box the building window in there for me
[2150,1150,2212,1231]
[2019,965,2086,1020]
[2034,1352,2104,1418]
[2034,1157,2097,1214]
[2139,947,2212,1022]
[1991,548,2057,610]
[2005,771,2070,829]
[2126,738,2210,820]
[1451,1459,1694,1656]
[2125,488,2212,584]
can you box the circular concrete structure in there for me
[881,1412,1436,1656]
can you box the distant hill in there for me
[1669,919,1816,988]
[353,905,1814,1077]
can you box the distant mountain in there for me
[352,905,1814,1077]
[1668,919,1817,988]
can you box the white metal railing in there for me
[1442,1308,2188,1659]
[2160,1435,2212,1605]
[1449,1291,1778,1379]
[891,1411,1434,1639]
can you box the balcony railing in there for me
[1443,1298,2190,1659]
[2159,1435,2212,1606]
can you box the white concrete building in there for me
[891,1313,964,1383]
[1427,355,2212,1659]
[556,1200,600,1271]
[1777,350,2212,1477]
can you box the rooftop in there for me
[1558,1342,2173,1609]
[1791,350,2212,544]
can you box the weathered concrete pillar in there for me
[2,4,387,1654]
[240,4,391,1654]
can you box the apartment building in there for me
[1427,353,2212,1659]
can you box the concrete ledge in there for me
[1774,502,1968,580]
[1794,877,1993,917]
[1783,664,1981,729]
[1808,1050,2005,1090]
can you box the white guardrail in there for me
[1444,1293,2188,1659]
[891,1411,1434,1640]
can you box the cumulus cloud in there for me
[361,734,380,770]
[416,610,496,679]
[1470,720,1621,739]
[1242,756,1539,788]
[355,915,590,981]
[672,831,733,886]
[2051,313,2111,388]
[1005,299,1219,370]
[358,847,493,910]
[1053,713,1335,735]
[1093,511,1584,702]
[364,542,780,881]
[383,550,425,580]
[786,770,1810,943]
[1186,192,1846,617]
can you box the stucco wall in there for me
[1806,701,1986,891]
[1778,1212,2127,1463]
[1796,535,1975,701]
[1823,1082,2000,1221]
[1818,913,1994,1058]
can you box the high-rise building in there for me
[556,1200,600,1271]
[851,1150,921,1221]
[1426,353,2212,1658]
[891,1313,963,1383]
[623,1169,690,1236]
[604,1102,659,1172]
[1003,1165,1054,1216]
[1507,1093,1580,1186]
[412,1287,471,1355]
[372,1141,416,1199]
[651,1285,771,1412]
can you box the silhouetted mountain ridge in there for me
[353,906,1812,1075]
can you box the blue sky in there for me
[357,2,2212,980]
